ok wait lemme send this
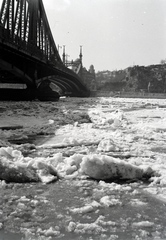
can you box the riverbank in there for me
[90,91,166,99]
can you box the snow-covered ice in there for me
[1,97,166,239]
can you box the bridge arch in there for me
[36,74,83,95]
[37,78,72,93]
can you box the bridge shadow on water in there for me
[0,88,60,101]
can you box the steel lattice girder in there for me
[0,0,61,62]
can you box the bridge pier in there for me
[37,80,60,101]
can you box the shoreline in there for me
[90,91,166,99]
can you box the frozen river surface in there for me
[0,97,166,240]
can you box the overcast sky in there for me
[1,0,166,71]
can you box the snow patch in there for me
[97,139,120,152]
[100,196,122,207]
[67,215,118,236]
[132,221,154,228]
[70,201,100,214]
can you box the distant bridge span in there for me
[0,0,89,100]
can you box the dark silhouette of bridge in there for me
[0,0,89,100]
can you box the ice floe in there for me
[80,154,153,180]
[1,98,166,239]
[0,147,58,183]
[0,146,154,183]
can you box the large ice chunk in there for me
[80,154,153,180]
[0,147,59,183]
[97,139,119,152]
[0,157,39,183]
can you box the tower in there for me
[62,45,66,64]
[79,45,83,65]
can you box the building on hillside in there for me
[81,65,96,91]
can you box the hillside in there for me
[96,64,166,93]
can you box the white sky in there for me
[1,0,166,71]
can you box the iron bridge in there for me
[0,0,90,100]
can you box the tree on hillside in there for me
[160,59,166,65]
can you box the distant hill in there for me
[96,64,166,93]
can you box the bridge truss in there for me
[0,0,89,100]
